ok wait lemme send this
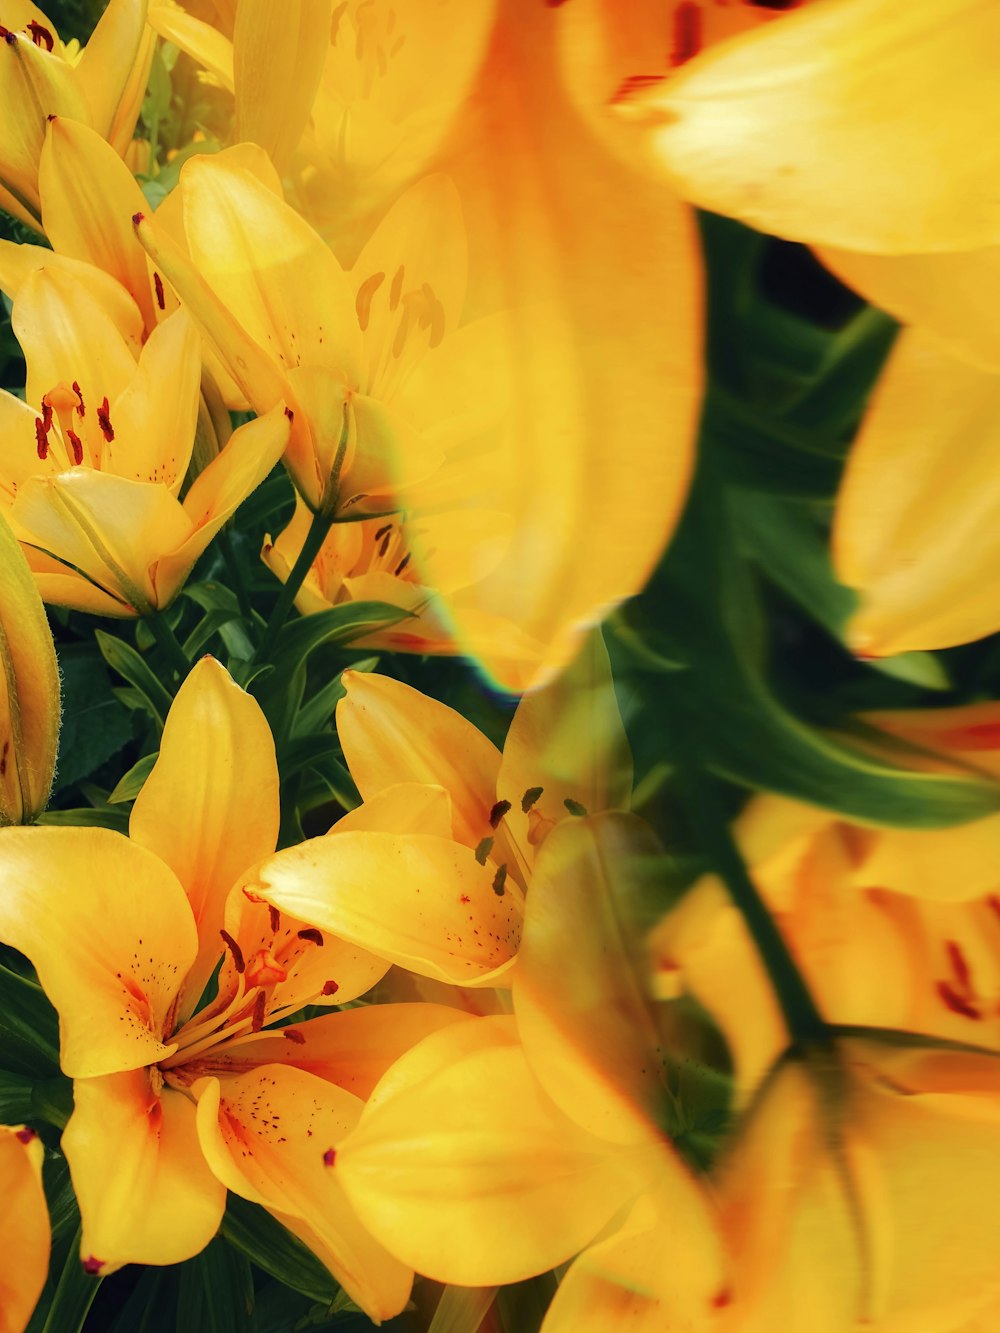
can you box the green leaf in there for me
[176,1236,257,1333]
[38,1225,102,1333]
[38,805,130,832]
[428,1285,497,1333]
[221,1196,338,1304]
[0,1069,33,1122]
[31,1075,73,1131]
[108,751,158,804]
[273,602,409,667]
[0,962,59,1077]
[94,630,173,729]
[51,652,134,796]
[293,660,378,739]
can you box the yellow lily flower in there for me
[0,510,59,825]
[0,264,289,616]
[0,657,470,1319]
[0,1124,49,1333]
[833,330,1000,655]
[239,634,632,985]
[0,0,153,231]
[328,813,728,1323]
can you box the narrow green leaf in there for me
[221,1196,338,1304]
[176,1236,256,1333]
[273,602,409,666]
[38,806,130,832]
[94,630,172,728]
[108,752,159,804]
[0,963,59,1076]
[38,1226,102,1333]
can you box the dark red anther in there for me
[26,20,54,49]
[937,980,981,1020]
[321,979,339,996]
[268,905,281,934]
[378,530,392,558]
[251,990,267,1032]
[474,836,494,866]
[394,553,411,577]
[34,418,49,460]
[14,1126,36,1144]
[492,864,507,897]
[97,396,114,442]
[283,406,294,421]
[153,272,165,311]
[322,1146,336,1166]
[521,785,543,813]
[220,929,245,973]
[41,400,53,431]
[670,2,702,67]
[72,381,85,416]
[297,927,324,946]
[0,741,8,777]
[282,1027,306,1044]
[82,1257,104,1276]
[67,429,84,466]
[611,73,664,106]
[946,940,972,992]
[131,211,145,226]
[374,523,392,541]
[489,799,511,829]
[749,1,801,8]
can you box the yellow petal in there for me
[336,671,500,850]
[498,632,632,838]
[203,1002,473,1100]
[834,330,1000,654]
[337,1017,640,1286]
[0,1124,49,1333]
[515,814,668,1145]
[75,0,151,142]
[0,240,145,350]
[819,243,1000,375]
[63,1072,225,1274]
[0,510,59,824]
[22,544,129,618]
[39,116,157,333]
[243,830,523,985]
[632,0,1000,253]
[148,1,234,91]
[233,0,332,171]
[194,1066,412,1322]
[130,657,279,1012]
[0,827,196,1077]
[332,782,455,841]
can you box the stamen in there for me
[489,800,511,828]
[521,786,543,813]
[66,428,84,466]
[71,381,85,416]
[394,553,411,576]
[0,27,16,45]
[389,264,405,312]
[670,2,702,67]
[475,836,494,865]
[153,272,166,310]
[378,528,392,557]
[251,990,267,1032]
[297,927,324,946]
[220,929,245,973]
[26,20,54,49]
[564,798,587,817]
[268,905,281,934]
[355,271,385,332]
[321,979,339,996]
[323,1146,336,1166]
[97,397,114,442]
[492,864,507,897]
[34,418,49,460]
[282,1028,306,1044]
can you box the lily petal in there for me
[0,1124,48,1333]
[130,657,279,1012]
[63,1071,225,1274]
[331,782,455,841]
[0,827,195,1077]
[194,1065,412,1322]
[148,0,235,91]
[0,240,145,350]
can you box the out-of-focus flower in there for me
[0,266,289,616]
[0,657,468,1320]
[0,0,153,231]
[0,1124,49,1333]
[0,511,59,825]
[329,813,728,1325]
[241,634,632,985]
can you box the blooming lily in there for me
[0,510,59,825]
[0,0,153,232]
[0,264,289,616]
[0,1123,49,1333]
[0,657,472,1318]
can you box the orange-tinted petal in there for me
[0,1124,49,1333]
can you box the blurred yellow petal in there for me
[233,0,333,171]
[0,1124,48,1333]
[194,1065,412,1321]
[337,1018,641,1286]
[336,671,501,849]
[331,782,455,840]
[244,830,522,985]
[63,1071,225,1275]
[39,116,157,332]
[630,0,1000,253]
[0,827,195,1077]
[131,657,279,1011]
[148,0,234,91]
[75,0,151,143]
[0,510,59,824]
[834,330,1000,655]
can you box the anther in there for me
[0,741,8,776]
[492,864,507,897]
[322,1146,336,1166]
[297,928,324,946]
[394,553,411,576]
[355,271,385,332]
[67,429,84,466]
[131,211,145,227]
[26,21,54,49]
[937,980,980,1020]
[489,800,511,829]
[378,529,392,557]
[97,396,114,442]
[564,798,587,817]
[1,26,17,45]
[389,265,405,312]
[220,929,245,973]
[282,1028,306,1044]
[153,272,166,310]
[521,786,543,813]
[670,2,702,67]
[475,836,494,866]
[268,905,281,934]
[82,1257,104,1276]
[34,418,49,460]
[321,979,339,996]
[72,381,85,416]
[283,406,294,422]
[251,990,267,1032]
[374,523,392,541]
[14,1127,36,1144]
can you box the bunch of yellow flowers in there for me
[1,2,1000,1331]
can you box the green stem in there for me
[255,508,334,663]
[40,1227,102,1333]
[145,611,191,685]
[668,699,827,1046]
